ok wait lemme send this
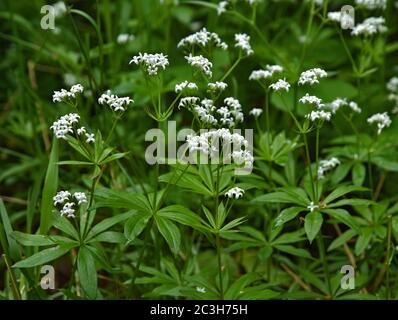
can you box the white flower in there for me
[52,84,84,103]
[327,11,342,22]
[351,17,387,37]
[207,81,228,92]
[326,98,348,113]
[355,0,387,10]
[175,81,198,93]
[185,54,213,78]
[225,187,245,199]
[73,192,87,205]
[249,70,272,81]
[387,77,398,92]
[53,190,71,206]
[178,96,200,109]
[307,201,319,212]
[249,108,263,117]
[305,110,332,122]
[217,1,229,15]
[98,90,134,112]
[50,113,80,139]
[117,33,135,44]
[53,1,67,17]
[318,157,340,179]
[231,150,254,167]
[299,93,324,108]
[178,28,228,50]
[77,127,86,135]
[234,33,253,56]
[85,133,95,143]
[129,52,169,75]
[367,112,392,134]
[349,101,362,113]
[196,287,206,293]
[60,202,76,218]
[298,68,327,85]
[269,78,290,92]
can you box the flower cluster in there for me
[217,0,260,15]
[387,77,398,113]
[355,0,387,10]
[351,17,387,36]
[52,84,84,103]
[186,129,253,168]
[129,52,169,75]
[298,68,327,86]
[50,113,95,143]
[318,157,340,179]
[269,78,290,92]
[207,81,228,93]
[175,81,198,93]
[249,65,283,81]
[305,110,332,122]
[185,54,213,78]
[98,90,134,112]
[234,33,253,56]
[323,98,361,114]
[177,28,228,50]
[249,108,263,117]
[225,187,244,199]
[299,93,324,108]
[117,33,135,44]
[367,112,392,134]
[53,190,88,218]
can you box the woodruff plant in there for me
[1,0,398,301]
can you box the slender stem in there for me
[220,56,241,82]
[3,254,21,300]
[386,215,392,300]
[214,164,224,300]
[316,234,332,298]
[315,126,320,201]
[302,133,316,201]
[105,115,121,144]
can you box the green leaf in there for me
[53,213,80,240]
[77,246,98,299]
[155,216,181,254]
[124,211,152,241]
[13,245,72,268]
[252,191,307,206]
[323,209,361,233]
[355,228,373,256]
[324,185,368,204]
[327,198,372,208]
[57,160,92,166]
[157,205,209,232]
[85,211,133,241]
[352,162,366,186]
[304,211,323,242]
[273,207,304,228]
[90,231,126,244]
[0,199,20,259]
[11,231,54,246]
[328,229,357,251]
[40,138,59,234]
[274,245,312,259]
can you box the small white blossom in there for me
[305,110,332,122]
[217,0,229,15]
[355,0,387,10]
[299,93,324,108]
[178,28,228,50]
[53,190,71,206]
[387,77,398,92]
[85,133,95,143]
[117,33,135,44]
[175,81,198,93]
[307,201,319,212]
[318,157,340,179]
[98,90,134,112]
[50,113,80,139]
[249,65,283,81]
[225,187,245,199]
[129,52,169,75]
[367,112,392,134]
[234,33,253,56]
[178,96,200,109]
[60,202,76,218]
[73,192,87,205]
[269,78,290,92]
[349,101,362,113]
[207,81,228,92]
[185,54,213,78]
[77,127,86,135]
[196,287,206,293]
[351,17,387,37]
[298,68,327,86]
[249,108,263,117]
[52,84,84,103]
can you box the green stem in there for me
[316,234,332,298]
[303,132,316,202]
[315,126,320,201]
[220,56,241,82]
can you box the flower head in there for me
[50,113,80,139]
[53,190,71,206]
[269,78,290,92]
[175,81,198,93]
[178,28,228,50]
[351,17,387,37]
[305,110,332,122]
[298,68,327,86]
[98,90,134,112]
[318,157,340,179]
[53,84,84,103]
[185,54,213,78]
[225,187,245,199]
[367,112,392,134]
[129,52,169,75]
[249,108,263,117]
[234,33,253,56]
[299,93,324,108]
